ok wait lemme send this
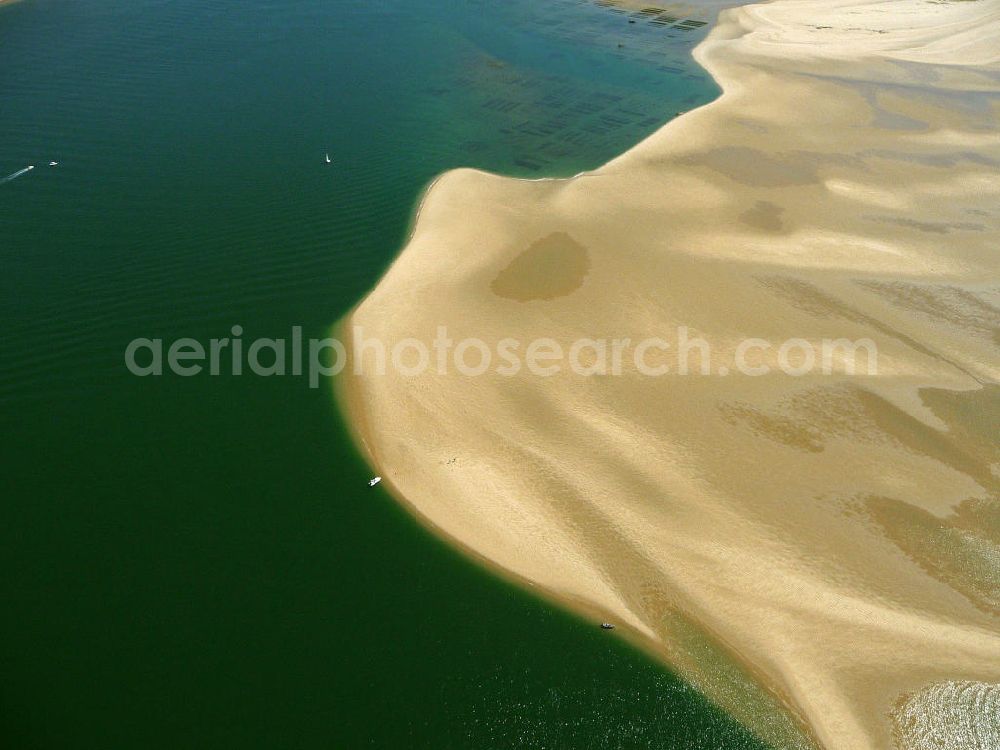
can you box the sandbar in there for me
[338,0,1000,747]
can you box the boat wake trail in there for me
[1,165,35,184]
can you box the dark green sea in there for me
[1,0,771,747]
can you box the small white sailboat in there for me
[324,153,331,164]
[49,161,59,167]
[368,476,382,487]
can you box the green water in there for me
[1,0,772,747]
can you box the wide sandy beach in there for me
[338,0,1000,747]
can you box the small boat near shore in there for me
[600,622,615,630]
[368,476,381,487]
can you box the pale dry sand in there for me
[338,1,1000,748]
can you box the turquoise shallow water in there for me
[0,0,772,747]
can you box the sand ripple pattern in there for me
[893,681,1000,750]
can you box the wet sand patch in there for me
[678,146,819,186]
[490,231,591,301]
[740,200,786,231]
